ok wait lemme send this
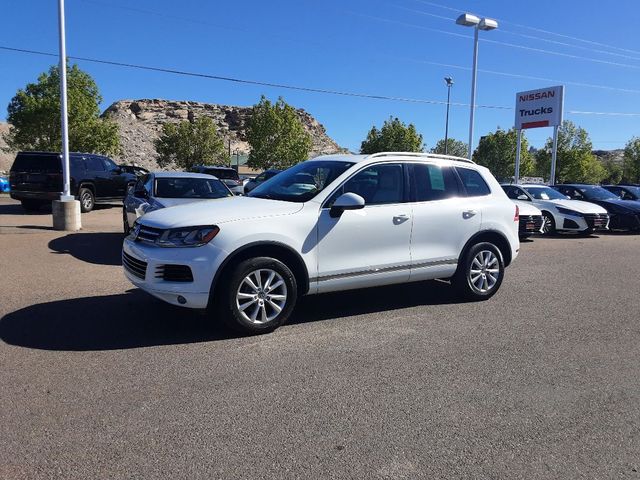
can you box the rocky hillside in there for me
[0,123,13,174]
[102,99,345,169]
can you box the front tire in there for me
[216,257,297,334]
[453,242,505,301]
[78,187,95,213]
[541,212,556,235]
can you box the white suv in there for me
[123,153,519,334]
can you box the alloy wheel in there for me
[468,250,500,294]
[235,269,288,324]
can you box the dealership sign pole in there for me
[514,86,564,184]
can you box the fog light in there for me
[177,295,187,305]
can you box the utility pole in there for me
[444,77,454,155]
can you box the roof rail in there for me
[365,151,476,164]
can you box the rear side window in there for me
[456,167,491,197]
[11,153,61,173]
[411,164,459,201]
[86,156,105,172]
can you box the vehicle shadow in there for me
[0,281,466,351]
[48,232,123,265]
[0,203,50,215]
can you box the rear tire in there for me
[215,257,297,335]
[78,187,95,213]
[21,200,44,212]
[452,242,505,301]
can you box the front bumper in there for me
[122,238,227,309]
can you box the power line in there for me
[2,45,640,117]
[392,3,640,63]
[408,0,640,56]
[78,0,640,96]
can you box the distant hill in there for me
[101,99,347,170]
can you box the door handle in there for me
[462,210,477,219]
[393,214,410,225]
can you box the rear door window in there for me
[86,156,106,172]
[456,167,491,197]
[411,164,460,202]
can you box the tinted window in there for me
[70,157,86,171]
[524,186,567,200]
[86,156,105,171]
[154,177,232,199]
[411,164,459,201]
[101,157,118,171]
[456,168,491,196]
[328,163,405,206]
[205,168,239,180]
[11,153,61,173]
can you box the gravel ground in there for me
[1,197,639,479]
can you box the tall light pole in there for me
[444,76,454,155]
[53,0,81,230]
[456,13,498,160]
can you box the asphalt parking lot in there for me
[1,195,639,479]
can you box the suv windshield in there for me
[155,177,232,199]
[249,161,354,202]
[524,186,567,200]
[578,186,618,200]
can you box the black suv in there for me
[9,151,137,212]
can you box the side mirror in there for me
[517,194,529,201]
[330,192,365,218]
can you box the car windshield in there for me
[154,177,232,199]
[523,186,567,200]
[578,186,618,200]
[249,161,354,202]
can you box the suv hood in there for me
[537,198,608,214]
[139,196,304,229]
[592,198,640,212]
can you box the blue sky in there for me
[1,0,639,153]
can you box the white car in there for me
[511,199,543,239]
[123,152,520,334]
[502,184,609,235]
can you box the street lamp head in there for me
[444,77,454,87]
[456,13,480,27]
[479,18,498,30]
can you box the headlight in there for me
[157,225,220,247]
[556,207,583,217]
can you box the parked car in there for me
[603,184,640,202]
[123,172,233,234]
[244,169,282,194]
[0,176,9,193]
[9,151,137,212]
[190,166,243,195]
[123,152,520,334]
[553,184,640,231]
[119,165,149,178]
[511,198,544,239]
[502,184,609,235]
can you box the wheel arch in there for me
[208,241,310,307]
[459,230,513,269]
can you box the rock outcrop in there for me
[102,99,346,169]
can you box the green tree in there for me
[622,137,640,183]
[360,117,423,154]
[472,127,534,181]
[535,120,606,183]
[246,96,312,170]
[154,116,228,169]
[600,157,623,184]
[430,138,468,158]
[3,64,119,156]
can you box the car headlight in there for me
[556,207,583,217]
[157,225,220,247]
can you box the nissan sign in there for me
[515,86,564,129]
